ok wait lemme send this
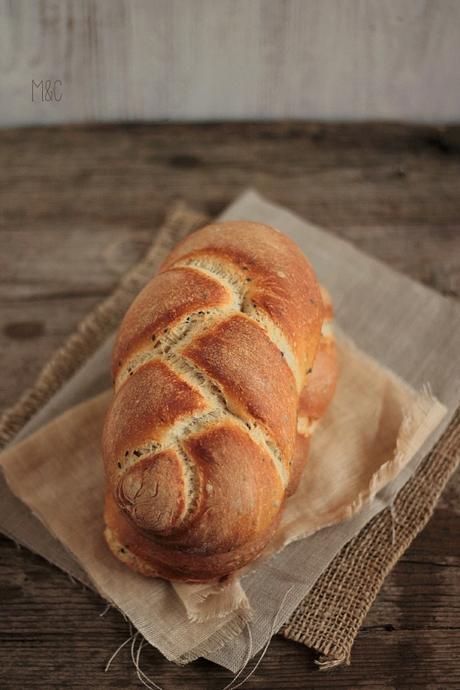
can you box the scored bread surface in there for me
[103,221,336,582]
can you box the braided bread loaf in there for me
[102,221,337,582]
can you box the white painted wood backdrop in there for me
[1,0,459,126]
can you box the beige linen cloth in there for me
[1,191,459,672]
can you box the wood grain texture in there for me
[1,0,460,126]
[0,122,459,688]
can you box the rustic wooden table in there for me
[0,123,459,689]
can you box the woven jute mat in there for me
[1,202,459,668]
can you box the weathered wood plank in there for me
[1,123,460,232]
[0,297,103,411]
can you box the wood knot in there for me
[4,321,45,340]
[169,154,201,169]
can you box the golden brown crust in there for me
[102,358,209,476]
[104,426,284,582]
[287,338,338,497]
[102,220,337,582]
[106,421,285,581]
[288,433,311,497]
[288,289,338,496]
[179,421,284,553]
[161,221,324,372]
[112,266,233,380]
[298,337,338,422]
[320,285,334,322]
[183,313,297,469]
[117,450,187,535]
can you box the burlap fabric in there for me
[1,193,459,669]
[282,405,460,666]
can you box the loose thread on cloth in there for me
[388,500,399,546]
[105,635,133,673]
[132,633,164,690]
[104,586,294,690]
[99,603,112,618]
[66,573,78,586]
[221,585,295,690]
[315,654,346,670]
